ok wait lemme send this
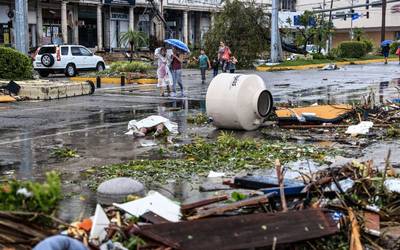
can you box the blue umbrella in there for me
[164,39,190,53]
[381,40,393,46]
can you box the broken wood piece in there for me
[349,208,363,250]
[187,194,273,220]
[275,159,288,212]
[363,211,380,237]
[139,209,339,250]
[280,124,390,129]
[141,212,171,224]
[181,195,228,213]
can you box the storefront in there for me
[42,8,61,45]
[164,9,183,40]
[109,11,129,49]
[0,5,11,46]
[78,7,98,48]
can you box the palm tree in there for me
[119,30,148,62]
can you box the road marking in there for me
[0,122,127,146]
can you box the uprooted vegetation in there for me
[86,132,336,188]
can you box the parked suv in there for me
[33,45,105,77]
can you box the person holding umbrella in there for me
[164,39,190,97]
[381,40,392,65]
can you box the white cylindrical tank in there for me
[206,73,273,131]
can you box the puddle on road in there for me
[273,78,400,105]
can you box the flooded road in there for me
[1,62,400,221]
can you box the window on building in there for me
[280,0,296,11]
[71,47,82,56]
[79,47,92,56]
[61,46,69,55]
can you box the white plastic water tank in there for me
[206,73,273,131]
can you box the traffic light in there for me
[366,0,369,9]
[366,11,369,18]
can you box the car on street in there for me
[33,45,106,77]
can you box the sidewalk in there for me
[256,57,399,72]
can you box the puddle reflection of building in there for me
[19,132,33,180]
[379,81,389,103]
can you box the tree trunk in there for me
[130,42,134,62]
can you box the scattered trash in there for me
[325,177,355,192]
[207,171,225,178]
[89,204,110,245]
[276,104,353,124]
[384,178,400,193]
[113,191,181,222]
[322,63,338,70]
[125,115,178,137]
[345,121,374,135]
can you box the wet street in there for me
[1,62,400,221]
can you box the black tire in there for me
[65,64,76,77]
[96,62,105,72]
[41,53,54,67]
[38,70,50,77]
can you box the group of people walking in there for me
[193,41,238,84]
[154,41,238,97]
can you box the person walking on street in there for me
[382,44,390,64]
[171,47,184,97]
[396,45,400,64]
[218,41,231,72]
[194,49,211,84]
[229,56,238,73]
[155,47,172,96]
[212,57,219,77]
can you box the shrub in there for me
[0,46,33,80]
[0,171,61,213]
[109,61,152,73]
[361,39,374,53]
[327,48,339,60]
[337,41,367,58]
[390,41,400,54]
[310,53,326,60]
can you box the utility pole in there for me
[327,0,334,51]
[350,0,354,40]
[270,0,282,62]
[15,0,29,54]
[381,0,387,41]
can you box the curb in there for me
[256,58,399,72]
[70,77,157,85]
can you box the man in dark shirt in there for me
[171,47,184,97]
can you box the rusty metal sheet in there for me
[138,209,338,250]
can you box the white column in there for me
[183,10,188,44]
[97,4,103,50]
[36,0,43,46]
[210,12,214,28]
[61,1,68,43]
[129,6,134,31]
[73,4,79,44]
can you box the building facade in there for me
[295,0,400,47]
[0,0,221,52]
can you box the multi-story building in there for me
[296,0,400,47]
[0,0,219,51]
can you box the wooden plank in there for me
[181,195,228,213]
[139,209,338,250]
[187,195,271,220]
[141,212,170,224]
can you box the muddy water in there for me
[1,73,400,221]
